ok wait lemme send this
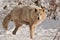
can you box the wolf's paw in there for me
[12,31,16,35]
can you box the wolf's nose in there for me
[38,17,39,20]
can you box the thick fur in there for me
[2,5,46,39]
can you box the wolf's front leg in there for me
[30,24,35,39]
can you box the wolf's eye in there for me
[36,14,39,16]
[36,14,40,20]
[40,14,42,15]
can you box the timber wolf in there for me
[2,5,46,39]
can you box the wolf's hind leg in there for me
[12,19,22,35]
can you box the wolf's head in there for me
[34,6,46,21]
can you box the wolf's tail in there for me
[2,13,11,30]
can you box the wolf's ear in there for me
[41,6,45,9]
[35,8,37,13]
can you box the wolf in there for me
[2,5,46,39]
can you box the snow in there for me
[0,0,60,40]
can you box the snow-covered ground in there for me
[0,0,60,40]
